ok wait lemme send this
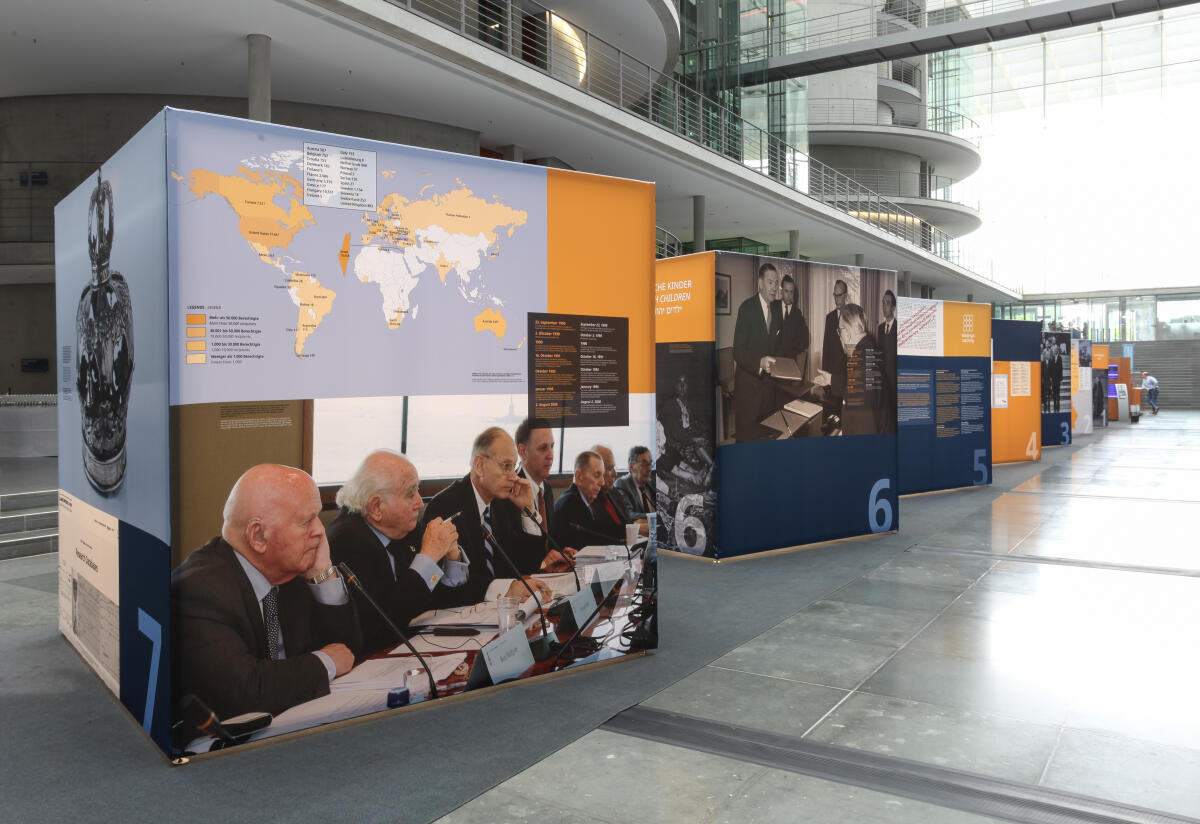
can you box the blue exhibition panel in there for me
[897,355,992,494]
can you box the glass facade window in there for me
[993,293,1200,342]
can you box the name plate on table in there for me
[586,560,629,587]
[566,585,600,629]
[480,625,536,684]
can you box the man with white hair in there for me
[327,450,464,653]
[172,464,359,719]
[837,302,883,436]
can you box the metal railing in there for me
[877,60,922,90]
[656,226,683,259]
[807,98,981,143]
[747,0,1072,58]
[0,162,98,243]
[388,0,999,281]
[831,169,980,210]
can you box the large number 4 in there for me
[1060,421,1070,445]
[1025,431,1040,460]
[869,479,893,533]
[972,449,989,485]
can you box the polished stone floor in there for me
[440,411,1200,823]
[5,413,1200,822]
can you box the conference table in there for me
[181,544,653,753]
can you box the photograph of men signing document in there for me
[720,255,897,442]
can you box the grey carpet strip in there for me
[908,545,1200,579]
[602,706,1197,824]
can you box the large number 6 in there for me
[137,609,162,734]
[674,493,707,553]
[972,449,988,485]
[869,478,893,533]
[1060,421,1070,445]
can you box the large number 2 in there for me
[137,609,162,734]
[972,449,989,485]
[869,478,893,533]
[1060,421,1070,445]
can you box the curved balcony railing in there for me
[747,0,1065,57]
[0,3,1000,284]
[807,98,981,144]
[877,60,923,90]
[832,169,980,211]
[656,226,684,259]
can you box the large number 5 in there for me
[972,449,989,485]
[137,609,162,734]
[1060,421,1070,445]
[869,479,893,533]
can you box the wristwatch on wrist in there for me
[307,565,338,585]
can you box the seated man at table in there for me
[614,445,655,521]
[514,417,576,570]
[422,427,553,607]
[592,443,648,537]
[172,464,359,720]
[326,450,463,654]
[553,450,625,549]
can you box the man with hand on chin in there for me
[172,464,361,719]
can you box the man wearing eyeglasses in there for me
[422,427,553,607]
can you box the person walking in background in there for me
[1141,371,1160,414]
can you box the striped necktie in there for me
[480,506,498,576]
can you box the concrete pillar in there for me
[692,195,706,253]
[967,293,974,302]
[789,230,801,259]
[501,145,524,162]
[900,271,911,297]
[853,254,865,267]
[247,34,271,123]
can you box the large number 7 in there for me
[137,609,162,734]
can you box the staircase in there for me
[1126,340,1200,410]
[0,490,58,561]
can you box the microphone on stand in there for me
[480,523,562,662]
[336,562,439,700]
[522,505,580,591]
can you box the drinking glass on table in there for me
[496,595,520,633]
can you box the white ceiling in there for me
[1,0,1017,301]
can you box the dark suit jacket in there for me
[822,308,847,398]
[877,319,898,434]
[594,488,630,529]
[553,483,623,548]
[732,293,782,441]
[171,537,360,719]
[422,475,546,607]
[517,467,556,547]
[775,300,810,361]
[614,473,653,519]
[326,509,441,655]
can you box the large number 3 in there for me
[1060,421,1070,445]
[869,479,893,533]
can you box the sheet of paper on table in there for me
[531,571,580,598]
[332,653,467,691]
[574,545,627,562]
[784,398,823,418]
